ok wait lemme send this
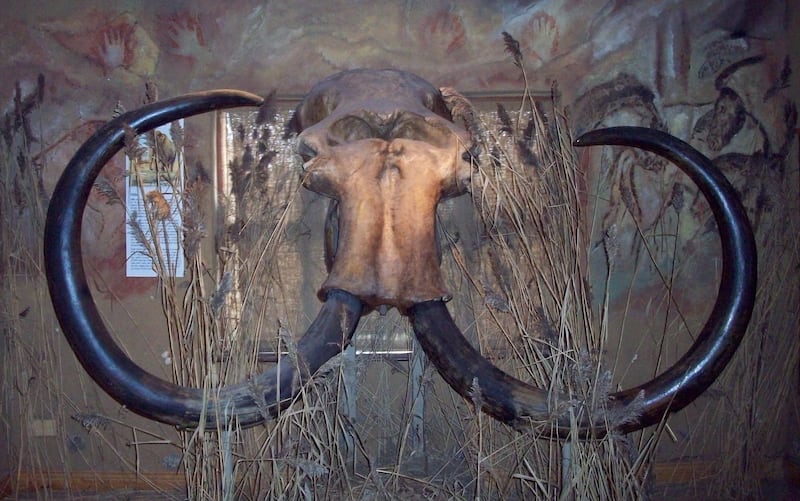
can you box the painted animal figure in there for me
[44,69,756,436]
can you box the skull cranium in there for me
[293,69,473,311]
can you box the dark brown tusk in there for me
[44,91,363,428]
[409,126,756,437]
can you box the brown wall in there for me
[1,0,798,495]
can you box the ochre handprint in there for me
[522,12,559,64]
[167,14,208,62]
[94,25,134,72]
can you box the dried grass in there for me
[2,40,797,501]
[0,71,676,501]
[439,63,654,498]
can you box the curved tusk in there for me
[44,91,363,428]
[410,301,557,430]
[409,126,756,436]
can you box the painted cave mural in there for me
[0,0,797,495]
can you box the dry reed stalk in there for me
[143,108,316,501]
[435,36,666,499]
[694,178,800,498]
[5,48,790,501]
[1,77,178,499]
[197,53,674,498]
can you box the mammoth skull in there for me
[293,70,473,311]
[44,69,756,436]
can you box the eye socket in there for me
[390,117,451,147]
[462,147,480,165]
[297,139,318,162]
[327,115,376,145]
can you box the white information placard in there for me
[125,122,185,277]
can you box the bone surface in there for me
[294,69,473,311]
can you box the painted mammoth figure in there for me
[44,69,756,436]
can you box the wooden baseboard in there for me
[0,458,788,496]
[651,460,719,483]
[652,457,784,485]
[0,470,185,498]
